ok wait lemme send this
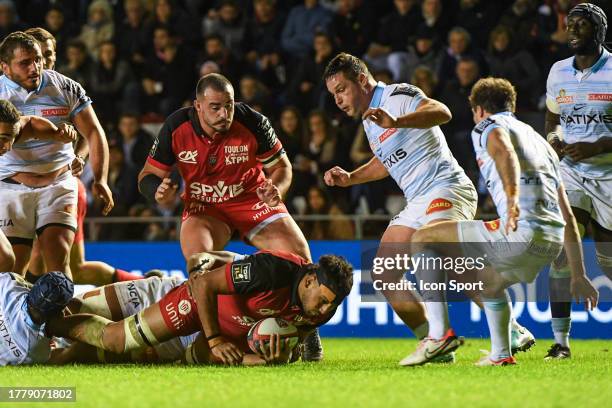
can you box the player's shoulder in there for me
[42,69,80,90]
[253,250,309,267]
[163,107,195,133]
[473,116,499,135]
[384,83,424,100]
[548,57,574,78]
[234,102,271,126]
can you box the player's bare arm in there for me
[258,154,292,206]
[544,109,565,158]
[73,105,114,215]
[186,251,241,275]
[363,98,452,129]
[487,127,520,234]
[188,266,244,365]
[138,161,177,206]
[18,116,77,143]
[72,134,89,177]
[324,156,388,188]
[557,184,599,310]
[564,137,612,162]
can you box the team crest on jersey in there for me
[208,155,217,166]
[425,198,453,215]
[556,89,574,104]
[232,264,251,283]
[484,219,501,232]
[178,150,198,164]
[178,299,191,315]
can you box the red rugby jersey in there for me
[147,103,284,205]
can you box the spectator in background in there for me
[438,57,481,179]
[301,185,355,240]
[197,33,242,84]
[89,41,138,127]
[242,0,287,93]
[390,25,442,83]
[142,26,195,116]
[276,105,307,209]
[79,0,114,59]
[114,113,154,170]
[202,0,246,58]
[43,6,77,67]
[289,31,336,115]
[419,0,452,41]
[486,25,540,109]
[114,0,149,74]
[364,0,423,80]
[150,0,200,49]
[454,0,503,49]
[0,0,27,39]
[238,75,271,114]
[58,39,94,91]
[498,0,539,53]
[437,26,487,87]
[410,65,439,98]
[331,0,375,57]
[281,0,333,61]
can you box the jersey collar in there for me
[0,72,46,93]
[369,81,386,109]
[572,48,609,74]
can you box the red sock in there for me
[113,268,143,282]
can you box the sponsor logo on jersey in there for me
[0,219,13,227]
[164,302,185,331]
[189,180,244,203]
[232,264,251,283]
[178,150,198,164]
[224,145,249,165]
[560,113,612,125]
[425,198,453,215]
[556,89,574,104]
[382,148,407,170]
[378,128,397,143]
[252,202,284,221]
[484,219,501,232]
[252,201,268,210]
[588,93,612,101]
[40,107,70,117]
[178,299,192,315]
[0,312,23,358]
[126,282,140,310]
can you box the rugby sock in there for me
[483,294,512,360]
[25,270,41,284]
[113,268,143,282]
[551,317,571,348]
[413,321,429,340]
[415,249,449,339]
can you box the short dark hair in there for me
[0,100,21,125]
[24,27,56,50]
[196,73,233,97]
[66,39,87,53]
[316,255,353,303]
[469,77,517,114]
[323,52,370,83]
[0,32,40,64]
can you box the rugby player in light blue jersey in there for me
[0,31,113,279]
[544,3,611,360]
[323,53,534,363]
[400,78,598,366]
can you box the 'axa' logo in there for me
[178,150,198,164]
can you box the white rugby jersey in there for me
[0,69,91,179]
[0,273,51,365]
[472,112,565,240]
[546,48,612,179]
[363,82,472,201]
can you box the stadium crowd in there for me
[1,0,609,240]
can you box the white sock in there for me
[483,296,512,360]
[552,317,571,348]
[413,321,429,339]
[425,302,449,339]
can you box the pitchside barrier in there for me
[85,240,611,339]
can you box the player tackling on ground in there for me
[544,3,611,360]
[400,77,598,366]
[322,53,534,361]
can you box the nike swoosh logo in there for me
[573,105,586,111]
[424,339,453,359]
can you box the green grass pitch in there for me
[2,338,610,408]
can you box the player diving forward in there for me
[322,53,534,360]
[544,3,612,360]
[48,250,353,366]
[400,78,598,366]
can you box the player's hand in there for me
[257,333,291,365]
[563,142,602,162]
[211,340,244,366]
[91,181,114,215]
[362,107,397,128]
[324,166,351,187]
[505,198,520,234]
[71,155,86,177]
[155,177,179,206]
[56,123,78,143]
[548,136,566,159]
[571,275,598,311]
[256,179,281,207]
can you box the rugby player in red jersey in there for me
[48,250,353,365]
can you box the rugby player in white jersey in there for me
[0,31,113,279]
[399,77,598,366]
[323,53,535,362]
[545,3,612,360]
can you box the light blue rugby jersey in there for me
[0,69,91,179]
[546,48,612,179]
[471,112,565,240]
[363,82,472,201]
[0,273,51,365]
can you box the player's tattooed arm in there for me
[487,127,520,234]
[18,115,77,143]
[187,251,241,275]
[188,266,244,365]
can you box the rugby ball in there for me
[247,318,299,354]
